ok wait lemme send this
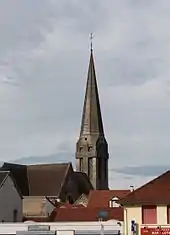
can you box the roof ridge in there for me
[134,170,170,191]
[0,171,10,188]
[28,162,70,167]
[8,172,23,199]
[119,170,170,204]
[57,162,72,197]
[0,170,10,173]
[3,162,26,167]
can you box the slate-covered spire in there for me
[76,43,109,190]
[80,49,104,136]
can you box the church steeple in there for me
[76,44,109,190]
[80,49,104,136]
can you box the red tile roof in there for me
[88,190,130,207]
[60,201,85,208]
[51,207,123,222]
[119,171,170,205]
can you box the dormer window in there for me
[109,196,120,208]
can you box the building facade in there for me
[0,171,23,222]
[123,205,170,235]
[76,48,109,190]
[23,196,55,221]
[2,162,93,206]
[119,171,170,235]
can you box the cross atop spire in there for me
[90,33,94,52]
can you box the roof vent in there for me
[130,185,134,192]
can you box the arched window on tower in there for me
[80,158,83,171]
[88,145,92,152]
[88,157,93,180]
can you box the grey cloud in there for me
[1,0,170,190]
[98,55,161,87]
[12,151,74,165]
[0,0,55,55]
[112,165,170,177]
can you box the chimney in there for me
[130,185,134,192]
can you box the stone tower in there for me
[76,48,109,190]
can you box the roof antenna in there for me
[90,33,94,52]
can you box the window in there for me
[88,158,93,179]
[13,209,18,222]
[109,197,120,208]
[167,206,170,224]
[80,158,83,171]
[142,206,157,224]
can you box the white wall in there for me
[157,206,167,225]
[124,206,141,235]
[23,196,55,217]
[0,175,22,222]
[44,198,55,215]
[0,220,123,234]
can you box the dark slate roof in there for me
[80,50,104,136]
[2,162,72,196]
[2,163,28,195]
[0,171,9,187]
[119,170,170,205]
[0,170,22,198]
[73,172,93,195]
[27,163,71,196]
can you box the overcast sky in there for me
[1,0,170,188]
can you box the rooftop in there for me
[119,170,170,205]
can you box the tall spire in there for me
[80,46,104,136]
[76,40,109,190]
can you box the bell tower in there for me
[76,44,109,189]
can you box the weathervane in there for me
[90,33,94,51]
